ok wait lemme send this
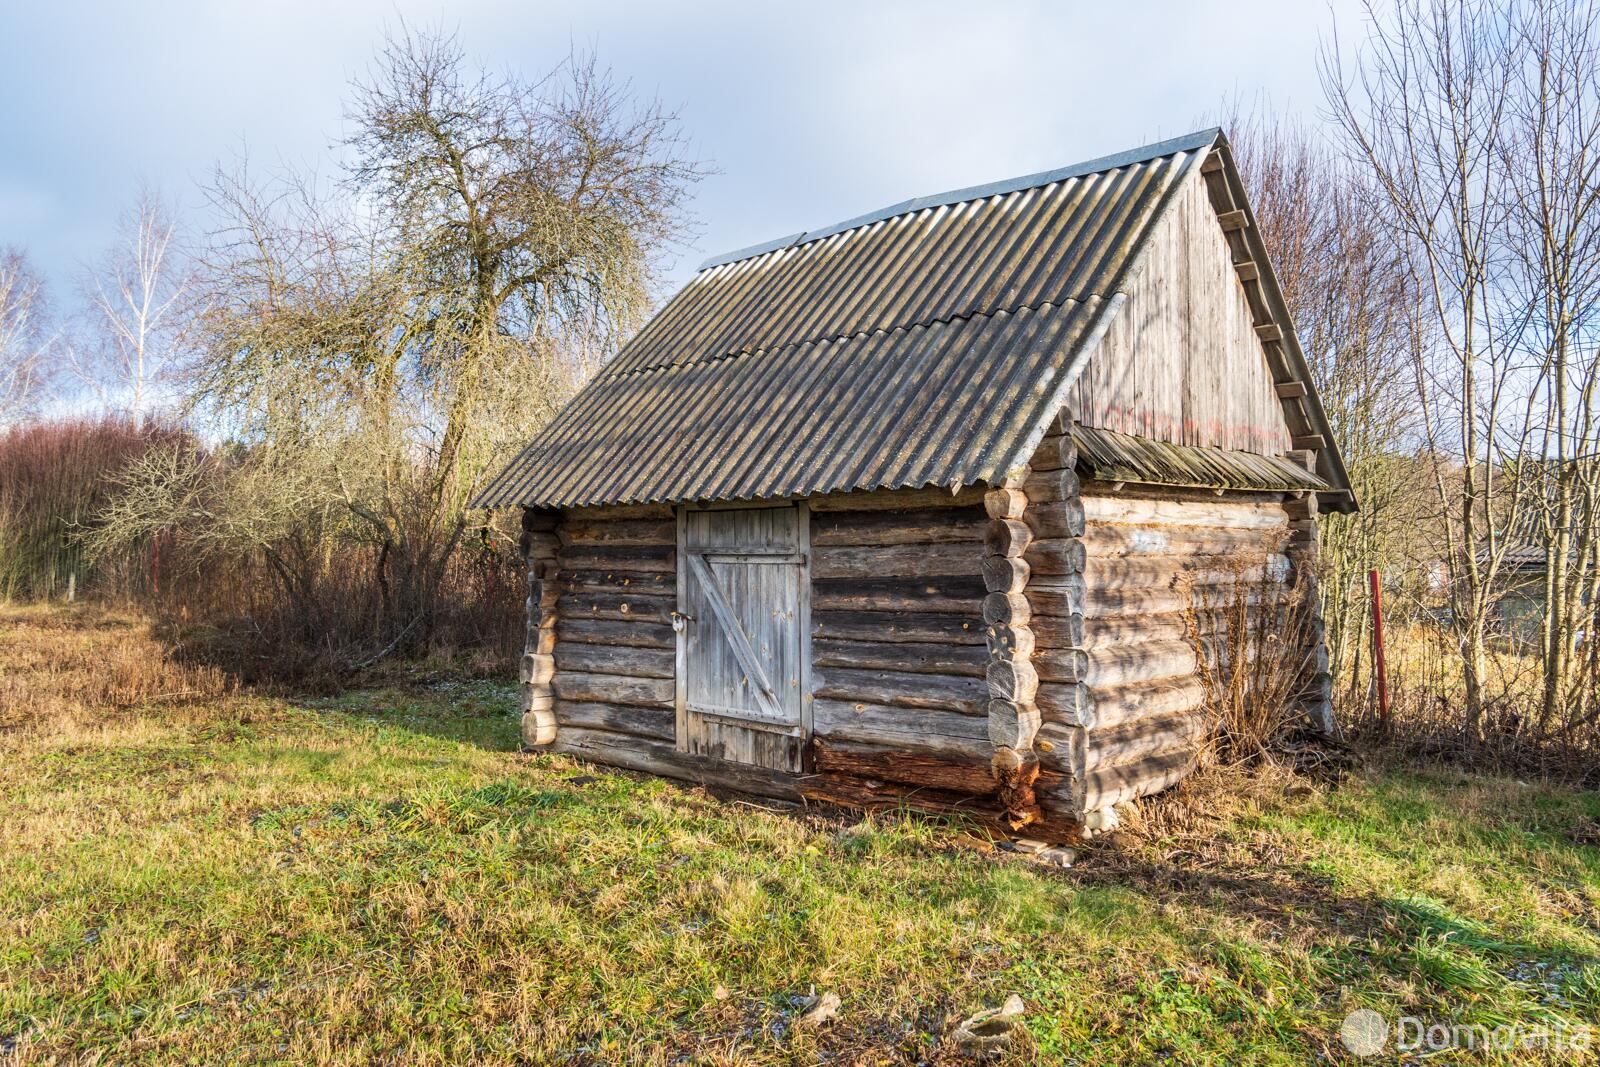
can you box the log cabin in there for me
[478,128,1355,840]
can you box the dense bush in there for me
[0,417,525,687]
[145,521,526,690]
[0,418,180,601]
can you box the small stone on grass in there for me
[797,991,841,1027]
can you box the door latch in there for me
[671,610,695,633]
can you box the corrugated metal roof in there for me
[478,130,1220,509]
[1072,423,1328,493]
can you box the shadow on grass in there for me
[301,682,523,753]
[1061,824,1600,1010]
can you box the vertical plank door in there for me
[677,506,808,771]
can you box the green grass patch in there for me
[4,610,1600,1063]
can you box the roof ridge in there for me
[590,295,1089,384]
[696,127,1221,272]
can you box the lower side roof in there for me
[1072,424,1328,493]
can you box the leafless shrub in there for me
[1182,552,1321,766]
[0,417,183,602]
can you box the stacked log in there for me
[548,505,678,755]
[799,487,1081,842]
[807,492,994,775]
[979,484,1040,827]
[1284,452,1334,734]
[1073,486,1293,813]
[1021,432,1090,821]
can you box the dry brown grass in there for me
[0,602,234,736]
[1337,624,1600,789]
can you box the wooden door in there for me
[677,505,808,771]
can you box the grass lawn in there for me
[3,604,1600,1064]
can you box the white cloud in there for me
[0,0,1369,294]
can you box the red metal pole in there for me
[1368,568,1390,732]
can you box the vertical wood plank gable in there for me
[1066,168,1289,455]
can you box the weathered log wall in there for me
[545,504,679,765]
[530,489,1073,831]
[522,465,1317,839]
[1049,481,1296,815]
[806,489,995,794]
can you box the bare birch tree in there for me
[71,187,193,428]
[1326,0,1600,737]
[0,248,52,426]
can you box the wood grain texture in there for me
[811,609,984,645]
[559,518,676,547]
[1082,709,1207,773]
[813,575,985,612]
[559,617,676,649]
[812,638,988,677]
[552,671,675,709]
[809,506,987,546]
[554,642,675,680]
[1065,166,1288,455]
[680,506,806,772]
[812,542,979,579]
[812,700,990,760]
[813,667,988,715]
[811,738,999,795]
[559,592,674,624]
[553,726,804,801]
[557,544,676,573]
[1024,499,1086,539]
[555,700,676,742]
[559,569,674,596]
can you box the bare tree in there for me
[72,187,193,428]
[1497,0,1600,733]
[342,30,702,515]
[106,26,705,655]
[0,248,52,426]
[1224,105,1432,695]
[1325,0,1600,737]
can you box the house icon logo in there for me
[1340,1009,1387,1057]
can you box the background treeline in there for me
[3,4,1600,777]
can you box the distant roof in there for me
[480,129,1238,509]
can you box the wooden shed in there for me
[479,128,1354,839]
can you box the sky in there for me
[0,0,1367,303]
